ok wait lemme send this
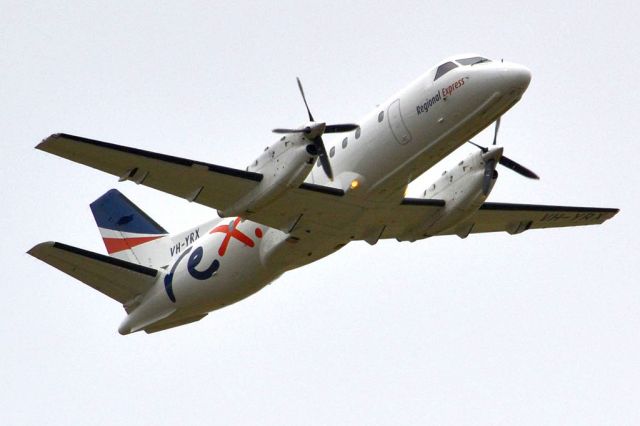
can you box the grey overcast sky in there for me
[2,1,638,424]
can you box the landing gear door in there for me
[388,99,412,145]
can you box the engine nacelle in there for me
[218,134,316,217]
[399,147,502,240]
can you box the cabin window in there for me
[434,61,458,81]
[378,111,384,122]
[329,146,336,158]
[456,57,490,66]
[342,138,348,149]
[355,127,361,139]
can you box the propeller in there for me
[468,117,540,195]
[497,155,539,180]
[492,116,501,145]
[298,76,314,122]
[272,77,358,180]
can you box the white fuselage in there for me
[119,56,532,334]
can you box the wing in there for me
[374,201,618,241]
[37,133,263,209]
[28,241,159,305]
[36,133,349,233]
[438,202,619,237]
[361,198,446,244]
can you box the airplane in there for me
[28,54,619,335]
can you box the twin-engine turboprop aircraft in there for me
[29,55,619,334]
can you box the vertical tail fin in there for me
[90,189,170,268]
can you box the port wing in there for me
[28,241,159,305]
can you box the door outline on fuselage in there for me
[387,98,412,145]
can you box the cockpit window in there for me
[456,57,491,65]
[434,61,458,81]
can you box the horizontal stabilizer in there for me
[28,241,159,304]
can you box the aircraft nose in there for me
[504,63,532,91]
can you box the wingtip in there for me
[35,133,63,150]
[27,241,56,257]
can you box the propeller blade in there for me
[273,128,307,134]
[492,116,501,145]
[296,77,314,122]
[499,155,540,180]
[468,140,488,153]
[272,127,312,134]
[324,124,359,133]
[482,158,497,195]
[313,136,333,180]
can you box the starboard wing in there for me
[437,202,619,238]
[371,201,618,241]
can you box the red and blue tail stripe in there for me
[90,189,168,255]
